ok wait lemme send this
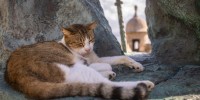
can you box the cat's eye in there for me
[78,43,84,46]
[89,38,95,42]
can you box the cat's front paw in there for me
[125,57,144,72]
[132,62,144,72]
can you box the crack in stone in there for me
[154,65,184,85]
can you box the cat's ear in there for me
[61,27,71,36]
[87,21,97,30]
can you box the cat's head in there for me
[61,21,97,56]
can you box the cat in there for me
[4,21,154,100]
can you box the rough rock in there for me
[0,0,122,70]
[145,0,200,64]
[149,65,200,99]
[1,0,200,100]
[1,55,200,100]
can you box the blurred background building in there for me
[126,5,151,53]
[100,0,151,53]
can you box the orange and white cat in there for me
[5,21,154,100]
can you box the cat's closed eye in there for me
[89,38,95,42]
[78,43,84,46]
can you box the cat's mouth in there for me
[79,53,87,57]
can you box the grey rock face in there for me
[146,0,200,64]
[0,0,122,70]
[149,65,200,99]
[1,58,200,99]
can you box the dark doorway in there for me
[132,39,140,51]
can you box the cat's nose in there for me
[85,48,91,52]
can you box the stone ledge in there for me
[1,57,200,100]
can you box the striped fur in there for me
[4,22,154,100]
[5,80,150,99]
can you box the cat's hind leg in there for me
[57,62,155,99]
[89,63,116,80]
[66,62,110,83]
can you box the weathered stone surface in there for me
[149,65,200,99]
[145,0,200,99]
[1,55,200,100]
[146,0,200,64]
[1,0,200,100]
[0,0,122,70]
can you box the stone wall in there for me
[146,0,200,64]
[0,0,122,71]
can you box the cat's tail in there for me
[21,80,154,100]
